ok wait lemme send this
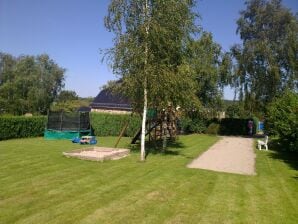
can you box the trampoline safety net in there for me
[44,111,91,140]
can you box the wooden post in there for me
[114,121,129,148]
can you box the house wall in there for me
[91,108,132,114]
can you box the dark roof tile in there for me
[90,89,132,110]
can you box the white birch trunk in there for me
[140,0,149,161]
[140,87,147,161]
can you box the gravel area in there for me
[187,136,256,175]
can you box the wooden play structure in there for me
[113,105,180,149]
[130,106,179,149]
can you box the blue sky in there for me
[0,0,297,99]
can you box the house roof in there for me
[90,88,132,111]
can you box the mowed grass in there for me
[0,135,297,224]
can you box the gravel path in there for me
[187,136,256,175]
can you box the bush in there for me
[205,122,220,135]
[266,91,298,151]
[0,116,46,140]
[91,112,141,137]
[180,117,207,134]
[252,116,259,134]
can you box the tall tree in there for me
[0,53,65,115]
[56,90,79,102]
[0,53,17,113]
[104,0,200,160]
[188,32,232,112]
[231,0,298,112]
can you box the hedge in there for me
[0,116,46,140]
[218,118,250,135]
[0,113,141,140]
[188,117,259,136]
[91,112,141,137]
[0,113,259,140]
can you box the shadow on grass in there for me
[267,139,298,172]
[129,139,186,158]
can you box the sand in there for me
[187,136,256,175]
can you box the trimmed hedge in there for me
[0,116,46,140]
[185,117,259,136]
[0,113,141,140]
[91,113,141,137]
[0,113,259,140]
[218,118,249,135]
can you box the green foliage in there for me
[180,116,207,134]
[0,113,141,140]
[206,122,220,135]
[266,91,298,151]
[252,116,259,134]
[0,116,46,140]
[56,90,78,102]
[225,102,249,118]
[91,112,141,137]
[189,32,232,108]
[104,0,201,111]
[179,110,209,134]
[51,92,92,112]
[0,53,65,115]
[231,0,298,112]
[51,100,89,112]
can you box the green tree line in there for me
[0,53,65,115]
[230,0,298,114]
[104,0,297,157]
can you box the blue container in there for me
[259,122,264,131]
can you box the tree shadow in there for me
[267,139,298,172]
[146,140,186,157]
[129,139,186,158]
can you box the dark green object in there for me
[0,116,46,140]
[91,112,141,137]
[44,111,91,140]
[147,109,157,120]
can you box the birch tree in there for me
[104,0,199,160]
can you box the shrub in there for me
[205,122,220,135]
[266,91,298,151]
[252,116,259,134]
[0,116,46,140]
[180,116,207,134]
[91,112,141,137]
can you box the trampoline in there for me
[44,111,91,140]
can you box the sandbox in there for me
[63,147,129,162]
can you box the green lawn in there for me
[0,135,297,224]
